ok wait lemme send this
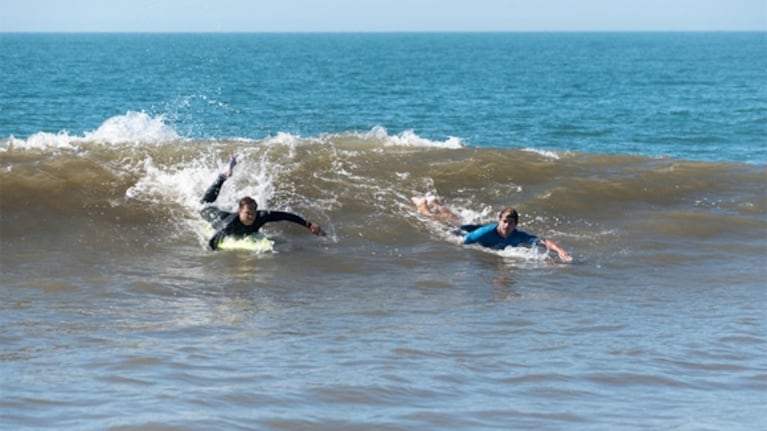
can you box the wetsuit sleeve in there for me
[209,229,226,250]
[463,224,495,245]
[200,174,227,204]
[517,230,541,247]
[459,224,483,233]
[258,211,311,228]
[207,213,239,250]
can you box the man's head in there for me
[238,197,258,225]
[496,207,519,237]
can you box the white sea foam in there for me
[365,126,464,149]
[7,131,77,150]
[4,117,463,153]
[522,147,562,159]
[125,152,277,218]
[4,111,180,151]
[495,245,551,262]
[84,111,180,144]
[263,132,303,148]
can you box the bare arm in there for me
[541,238,572,263]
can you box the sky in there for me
[1,0,765,32]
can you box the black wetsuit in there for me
[200,174,311,250]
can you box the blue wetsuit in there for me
[462,223,540,250]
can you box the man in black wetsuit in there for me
[200,156,326,250]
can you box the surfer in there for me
[412,196,572,262]
[200,156,326,250]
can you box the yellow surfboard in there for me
[216,234,275,252]
[200,222,275,253]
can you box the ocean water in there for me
[1,33,766,430]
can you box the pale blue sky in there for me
[1,0,765,32]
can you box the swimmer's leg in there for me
[412,195,461,227]
[412,196,433,218]
[428,197,462,227]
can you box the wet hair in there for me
[238,196,257,210]
[498,207,519,224]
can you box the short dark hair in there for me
[498,207,519,224]
[238,196,257,210]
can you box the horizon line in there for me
[2,29,766,34]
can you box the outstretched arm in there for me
[200,156,238,204]
[208,228,226,250]
[260,211,326,236]
[541,238,572,263]
[200,174,227,204]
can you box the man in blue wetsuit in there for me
[200,156,325,250]
[413,196,572,262]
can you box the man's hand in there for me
[309,223,326,237]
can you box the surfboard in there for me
[217,234,275,252]
[200,222,275,253]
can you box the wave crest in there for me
[4,111,180,151]
[84,111,180,144]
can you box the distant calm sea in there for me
[1,33,766,431]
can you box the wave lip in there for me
[83,111,180,144]
[3,111,181,151]
[362,126,464,149]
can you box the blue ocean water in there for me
[1,32,766,163]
